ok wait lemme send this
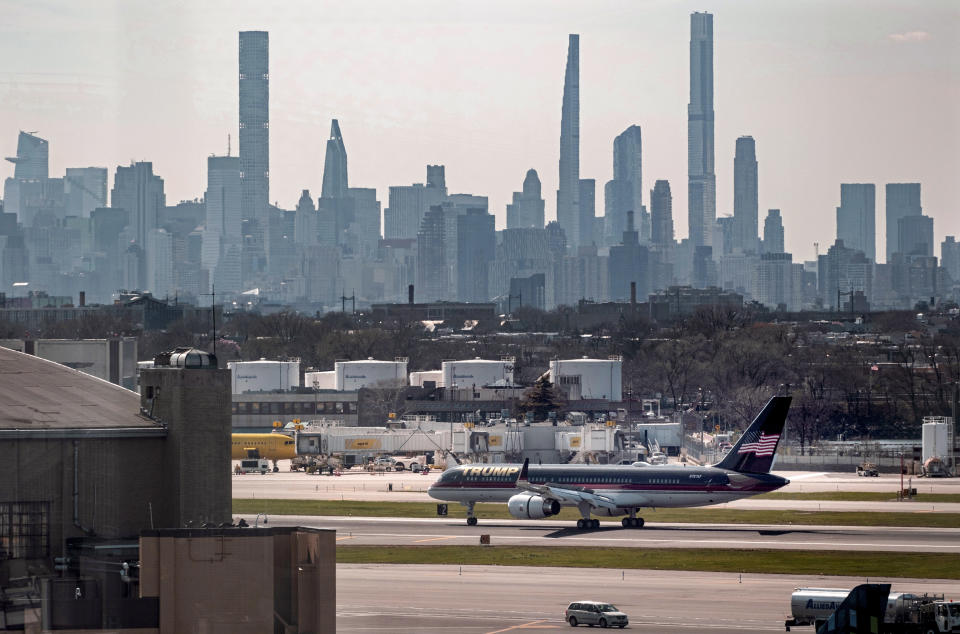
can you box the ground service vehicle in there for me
[785,587,960,632]
[390,455,426,471]
[565,601,628,628]
[856,462,879,476]
[238,458,271,474]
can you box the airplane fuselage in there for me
[428,463,788,509]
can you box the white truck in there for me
[237,458,271,475]
[785,587,960,632]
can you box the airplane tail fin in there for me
[713,396,791,474]
[442,450,461,471]
[517,458,530,483]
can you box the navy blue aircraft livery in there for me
[428,395,792,529]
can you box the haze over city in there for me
[2,0,957,262]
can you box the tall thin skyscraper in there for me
[733,136,758,253]
[650,180,674,246]
[605,125,644,245]
[557,34,581,248]
[885,183,921,262]
[836,184,876,262]
[688,12,716,248]
[321,119,348,199]
[239,30,269,275]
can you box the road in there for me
[337,564,958,633]
[238,515,960,552]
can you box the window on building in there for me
[0,502,50,560]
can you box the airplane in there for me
[428,395,791,529]
[231,432,297,462]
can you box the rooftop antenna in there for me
[814,242,819,258]
[227,134,231,157]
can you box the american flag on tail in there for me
[738,431,780,457]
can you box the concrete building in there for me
[239,30,270,277]
[608,212,650,302]
[549,357,622,401]
[898,213,934,257]
[885,183,921,262]
[557,34,582,249]
[650,180,673,247]
[753,252,800,311]
[457,208,496,302]
[0,345,231,629]
[416,205,448,301]
[203,155,242,292]
[732,136,758,253]
[0,337,138,390]
[232,389,358,430]
[836,183,876,263]
[5,130,48,180]
[942,236,960,282]
[384,167,447,240]
[506,169,545,229]
[688,12,716,249]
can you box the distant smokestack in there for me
[408,284,414,305]
[79,291,86,307]
[630,282,636,306]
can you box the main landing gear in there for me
[621,517,644,528]
[576,518,600,529]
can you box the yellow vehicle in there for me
[231,433,297,461]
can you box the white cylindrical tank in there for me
[304,371,336,390]
[334,359,408,391]
[409,370,443,387]
[548,357,622,401]
[922,420,950,462]
[441,359,515,388]
[229,360,300,393]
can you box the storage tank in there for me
[788,588,916,627]
[334,358,408,391]
[409,370,443,387]
[228,360,300,393]
[548,357,622,401]
[441,358,515,388]
[304,371,336,390]
[922,418,950,462]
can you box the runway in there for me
[337,564,959,633]
[240,514,960,552]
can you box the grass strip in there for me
[233,499,960,528]
[336,545,960,579]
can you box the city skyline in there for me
[1,0,958,262]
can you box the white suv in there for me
[565,601,628,628]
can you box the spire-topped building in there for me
[321,119,348,199]
[557,34,581,248]
[688,12,716,249]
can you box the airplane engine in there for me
[507,494,561,519]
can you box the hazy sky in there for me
[1,0,958,261]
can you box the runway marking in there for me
[486,619,549,633]
[413,536,456,543]
[336,535,356,541]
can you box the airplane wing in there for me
[515,459,619,511]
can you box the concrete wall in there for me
[140,527,335,634]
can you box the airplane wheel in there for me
[621,517,630,528]
[636,518,644,528]
[592,519,600,529]
[576,519,584,529]
[467,517,478,526]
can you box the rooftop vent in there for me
[155,347,217,369]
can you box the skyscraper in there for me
[688,12,716,249]
[5,131,48,179]
[64,167,108,218]
[605,125,644,245]
[557,34,581,248]
[733,136,758,253]
[506,169,545,229]
[579,178,595,246]
[763,209,784,254]
[321,119,348,199]
[111,161,165,250]
[898,214,933,257]
[239,31,270,276]
[836,184,876,262]
[885,183,921,262]
[202,156,241,291]
[456,209,496,302]
[650,180,674,246]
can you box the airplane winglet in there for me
[517,458,529,483]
